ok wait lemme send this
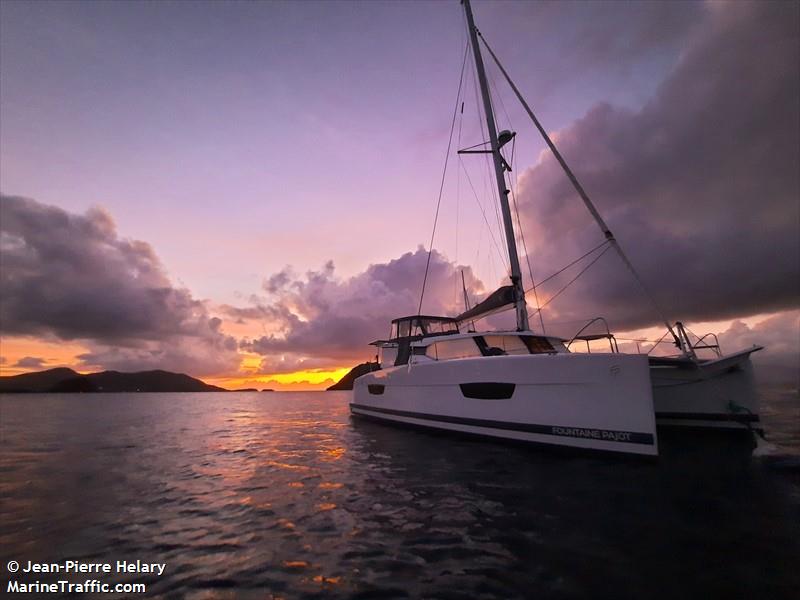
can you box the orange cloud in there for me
[0,336,92,376]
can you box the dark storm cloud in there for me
[515,1,799,332]
[2,195,192,339]
[217,301,281,322]
[241,247,484,363]
[533,0,702,71]
[13,356,45,369]
[0,195,239,374]
[254,354,341,375]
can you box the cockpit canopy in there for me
[390,315,459,339]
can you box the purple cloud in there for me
[512,1,799,333]
[717,311,799,388]
[13,356,45,369]
[240,247,485,364]
[0,195,239,375]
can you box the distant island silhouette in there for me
[327,362,380,390]
[0,368,226,393]
[0,365,371,393]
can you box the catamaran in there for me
[351,0,762,454]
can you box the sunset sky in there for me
[1,0,798,390]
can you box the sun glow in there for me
[206,367,351,391]
[267,368,350,385]
[239,353,263,371]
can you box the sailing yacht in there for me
[352,0,764,452]
[350,0,659,457]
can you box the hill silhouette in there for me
[0,368,226,393]
[327,362,380,391]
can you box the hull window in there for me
[367,384,385,395]
[460,382,515,399]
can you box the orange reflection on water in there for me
[288,481,304,488]
[265,460,311,472]
[319,447,345,461]
[316,503,336,511]
[318,482,343,489]
[282,560,310,570]
[312,575,341,586]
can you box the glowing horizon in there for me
[0,335,355,391]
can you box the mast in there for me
[462,0,529,331]
[475,30,684,351]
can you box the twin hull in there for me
[652,348,762,432]
[351,353,657,456]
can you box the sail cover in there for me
[455,285,516,323]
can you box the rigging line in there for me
[487,149,506,273]
[477,29,681,348]
[473,213,484,276]
[487,58,515,134]
[507,139,529,287]
[489,239,498,288]
[524,239,610,294]
[616,337,675,344]
[467,41,508,273]
[418,41,469,315]
[684,324,705,346]
[458,139,492,152]
[527,244,612,320]
[459,157,509,272]
[508,148,546,333]
[479,87,507,268]
[454,99,464,306]
[646,330,671,355]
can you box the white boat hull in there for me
[351,353,658,456]
[651,347,762,433]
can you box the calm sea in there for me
[1,389,798,599]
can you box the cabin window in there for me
[379,345,398,367]
[482,335,530,355]
[522,336,557,354]
[397,321,411,337]
[425,338,482,361]
[444,322,458,333]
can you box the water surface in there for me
[1,390,798,599]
